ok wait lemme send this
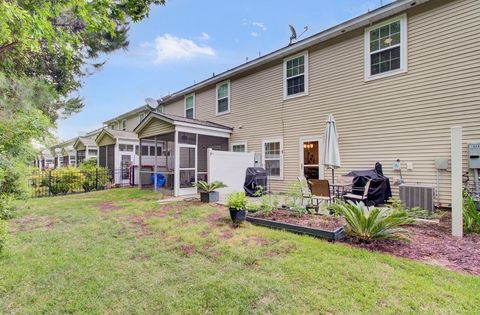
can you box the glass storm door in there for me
[300,138,323,180]
[178,144,197,195]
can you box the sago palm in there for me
[331,201,413,242]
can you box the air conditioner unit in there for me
[399,184,435,211]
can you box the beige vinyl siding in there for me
[97,133,116,146]
[162,0,480,206]
[138,119,175,139]
[74,142,86,151]
[164,99,185,117]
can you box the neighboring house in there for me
[94,104,156,184]
[142,0,479,205]
[50,138,77,168]
[73,137,99,166]
[35,149,54,171]
[103,105,153,132]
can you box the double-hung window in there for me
[109,123,115,130]
[185,94,195,119]
[216,81,230,115]
[365,14,407,80]
[262,139,283,179]
[284,52,308,99]
[121,119,127,131]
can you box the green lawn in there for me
[1,189,479,314]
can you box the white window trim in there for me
[262,139,283,180]
[139,112,146,123]
[184,93,196,119]
[364,13,408,81]
[283,51,309,100]
[157,105,164,113]
[215,80,230,116]
[121,119,127,131]
[231,141,247,153]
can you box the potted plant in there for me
[226,192,248,223]
[194,180,227,203]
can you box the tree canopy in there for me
[0,0,165,198]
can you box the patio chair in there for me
[309,179,335,205]
[343,179,372,206]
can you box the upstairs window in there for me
[284,52,308,99]
[121,119,127,131]
[157,105,164,113]
[365,14,407,80]
[185,94,195,119]
[216,81,230,115]
[109,123,115,130]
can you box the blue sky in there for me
[57,0,393,140]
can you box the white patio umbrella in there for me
[323,114,341,184]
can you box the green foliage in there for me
[226,192,247,210]
[387,197,442,220]
[0,194,16,220]
[284,181,303,209]
[0,219,7,254]
[332,201,414,242]
[253,193,280,216]
[463,191,480,234]
[79,158,98,171]
[194,180,227,192]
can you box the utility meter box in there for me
[468,143,480,169]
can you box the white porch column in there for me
[451,126,463,237]
[138,138,143,188]
[174,130,179,197]
[154,136,158,192]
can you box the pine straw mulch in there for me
[343,213,480,275]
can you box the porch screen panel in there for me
[99,146,107,168]
[197,135,229,172]
[106,144,115,171]
[77,150,86,166]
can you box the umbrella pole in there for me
[332,169,334,185]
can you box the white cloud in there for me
[152,34,216,63]
[252,22,267,31]
[198,32,211,41]
[250,32,259,38]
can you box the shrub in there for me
[0,219,7,254]
[194,180,227,192]
[226,192,248,210]
[252,193,280,216]
[387,198,442,220]
[284,181,303,209]
[463,191,480,234]
[0,194,16,219]
[331,201,414,242]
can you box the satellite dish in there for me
[289,25,297,45]
[145,98,158,107]
[289,25,308,45]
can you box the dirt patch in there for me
[219,230,234,240]
[243,236,272,246]
[267,242,298,257]
[126,210,168,236]
[254,210,346,231]
[180,244,195,256]
[344,213,480,275]
[10,215,56,233]
[96,201,122,213]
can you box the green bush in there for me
[226,192,248,210]
[193,180,227,192]
[0,194,16,219]
[387,197,442,220]
[331,201,414,243]
[463,191,480,234]
[0,219,7,254]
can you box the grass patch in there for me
[0,189,479,314]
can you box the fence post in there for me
[95,168,99,191]
[48,170,52,197]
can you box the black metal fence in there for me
[29,168,133,198]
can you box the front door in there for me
[178,143,197,195]
[300,138,324,180]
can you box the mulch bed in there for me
[253,209,346,231]
[343,213,480,275]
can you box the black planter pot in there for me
[200,191,219,203]
[229,208,247,223]
[306,205,319,213]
